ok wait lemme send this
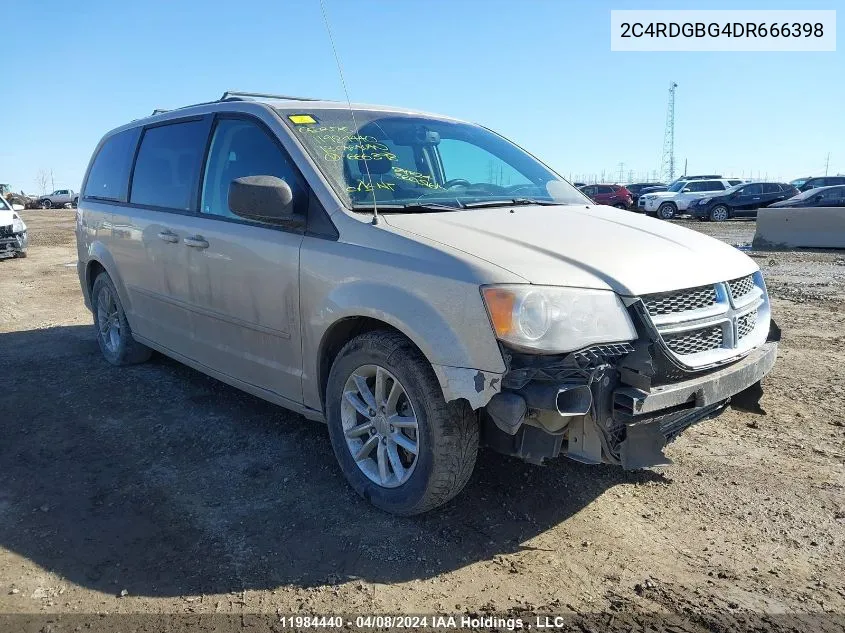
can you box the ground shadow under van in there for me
[0,324,667,597]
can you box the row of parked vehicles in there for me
[578,174,845,221]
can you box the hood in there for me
[383,204,758,296]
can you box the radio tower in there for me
[660,81,678,182]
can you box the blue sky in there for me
[1,0,841,194]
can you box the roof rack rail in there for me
[219,91,326,102]
[151,108,170,115]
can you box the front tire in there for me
[92,273,152,366]
[39,199,51,209]
[657,202,677,220]
[710,205,730,222]
[326,330,478,515]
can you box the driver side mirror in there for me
[228,176,294,223]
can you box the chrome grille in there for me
[728,275,754,301]
[664,326,723,355]
[643,285,717,317]
[737,310,757,339]
[638,272,768,369]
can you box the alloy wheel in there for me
[711,205,729,222]
[96,287,121,353]
[340,364,419,488]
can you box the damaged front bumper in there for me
[482,339,778,470]
[0,231,27,258]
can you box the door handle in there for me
[183,235,209,249]
[157,230,178,243]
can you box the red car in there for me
[578,184,633,209]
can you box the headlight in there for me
[481,285,637,353]
[12,214,25,233]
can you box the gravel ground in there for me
[0,210,843,632]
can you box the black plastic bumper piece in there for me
[482,418,564,465]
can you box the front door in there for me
[182,115,309,403]
[732,183,762,216]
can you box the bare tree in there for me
[36,169,50,195]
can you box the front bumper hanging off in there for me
[0,231,27,259]
[482,333,778,470]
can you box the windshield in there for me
[790,178,808,187]
[279,109,589,210]
[0,196,9,211]
[792,186,831,200]
[667,181,687,192]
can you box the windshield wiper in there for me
[461,198,561,208]
[352,201,464,213]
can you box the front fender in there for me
[305,280,506,411]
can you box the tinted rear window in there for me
[130,121,208,210]
[83,128,140,202]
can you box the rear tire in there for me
[92,273,152,366]
[325,330,478,515]
[657,202,677,220]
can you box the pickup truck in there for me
[38,189,78,209]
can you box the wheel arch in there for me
[83,244,136,323]
[315,312,503,416]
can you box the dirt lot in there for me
[1,211,843,632]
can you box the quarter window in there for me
[130,121,208,210]
[200,118,308,220]
[83,127,140,202]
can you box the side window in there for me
[130,120,208,210]
[761,183,780,194]
[815,188,842,204]
[699,181,725,191]
[728,180,743,186]
[200,118,308,220]
[582,186,596,196]
[743,183,763,196]
[83,128,140,202]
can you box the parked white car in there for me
[0,195,28,259]
[640,178,743,219]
